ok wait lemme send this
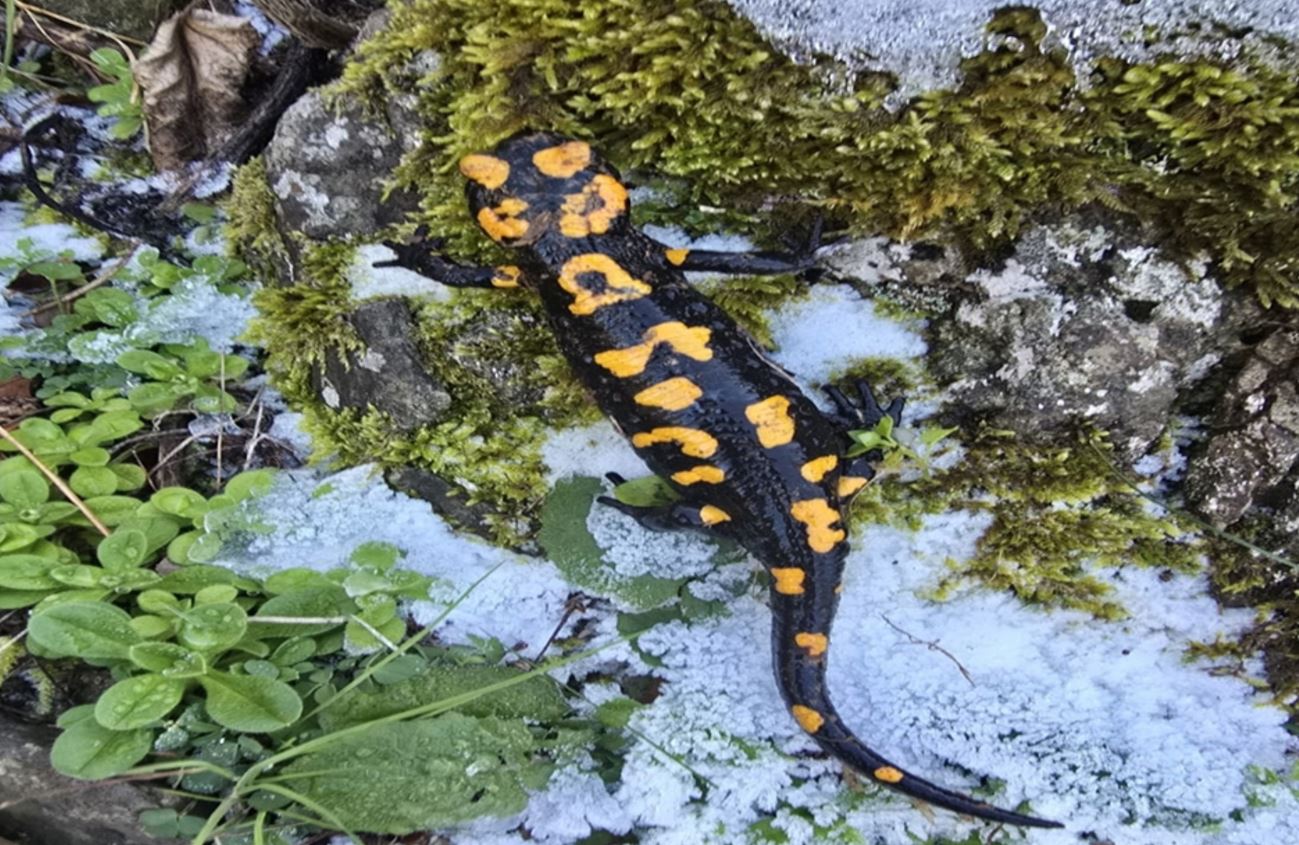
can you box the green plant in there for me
[86,48,142,139]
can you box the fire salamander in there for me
[380,131,1062,829]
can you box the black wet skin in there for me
[381,130,1062,829]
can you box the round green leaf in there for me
[199,671,302,732]
[95,674,186,729]
[127,382,184,414]
[129,614,173,639]
[185,532,223,563]
[0,553,59,590]
[0,470,50,508]
[130,642,207,677]
[29,601,140,659]
[49,564,106,588]
[70,466,121,498]
[109,463,148,492]
[98,568,160,592]
[97,528,149,569]
[150,485,206,519]
[116,350,180,380]
[178,603,247,652]
[116,515,180,554]
[70,447,111,467]
[194,584,238,605]
[223,469,276,501]
[80,496,143,527]
[51,718,154,780]
[137,589,180,614]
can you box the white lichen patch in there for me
[587,498,720,581]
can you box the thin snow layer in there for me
[0,201,104,274]
[59,274,258,364]
[728,0,1299,98]
[210,465,573,653]
[348,243,454,302]
[615,511,1297,844]
[766,283,926,384]
[542,421,647,485]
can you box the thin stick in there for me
[15,2,146,49]
[0,424,109,536]
[22,243,140,316]
[241,391,265,471]
[880,614,975,687]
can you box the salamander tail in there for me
[775,633,1062,828]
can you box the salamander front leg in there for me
[596,473,732,533]
[376,227,528,289]
[659,213,825,277]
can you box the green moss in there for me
[1200,518,1299,712]
[849,430,1200,618]
[698,274,805,347]
[224,157,288,278]
[336,1,1299,308]
[246,240,362,394]
[826,356,924,402]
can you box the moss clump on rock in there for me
[339,0,1299,306]
[850,430,1200,618]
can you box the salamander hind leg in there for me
[822,378,904,433]
[596,473,731,534]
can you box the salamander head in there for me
[458,131,631,248]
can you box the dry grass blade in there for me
[0,424,110,536]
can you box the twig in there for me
[0,628,25,663]
[215,354,226,486]
[15,1,146,49]
[0,424,109,536]
[21,242,140,316]
[241,393,265,472]
[532,594,585,663]
[880,614,975,687]
[147,433,197,481]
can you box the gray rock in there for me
[925,220,1251,458]
[729,0,1299,99]
[1185,329,1299,527]
[313,298,452,431]
[0,716,180,845]
[264,88,422,240]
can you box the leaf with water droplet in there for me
[51,716,154,779]
[94,673,187,729]
[199,671,302,732]
[178,602,247,653]
[28,601,141,659]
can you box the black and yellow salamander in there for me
[379,131,1062,829]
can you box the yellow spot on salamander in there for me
[593,321,713,377]
[794,632,828,657]
[458,154,509,189]
[664,248,689,266]
[873,766,905,784]
[770,567,805,595]
[837,475,869,497]
[791,705,824,733]
[745,395,795,448]
[800,455,838,483]
[560,174,628,237]
[533,140,591,177]
[557,253,652,316]
[634,377,702,411]
[790,498,845,553]
[477,197,529,242]
[699,505,730,525]
[631,427,718,459]
[491,265,522,288]
[671,465,725,485]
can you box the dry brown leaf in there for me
[135,7,259,170]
